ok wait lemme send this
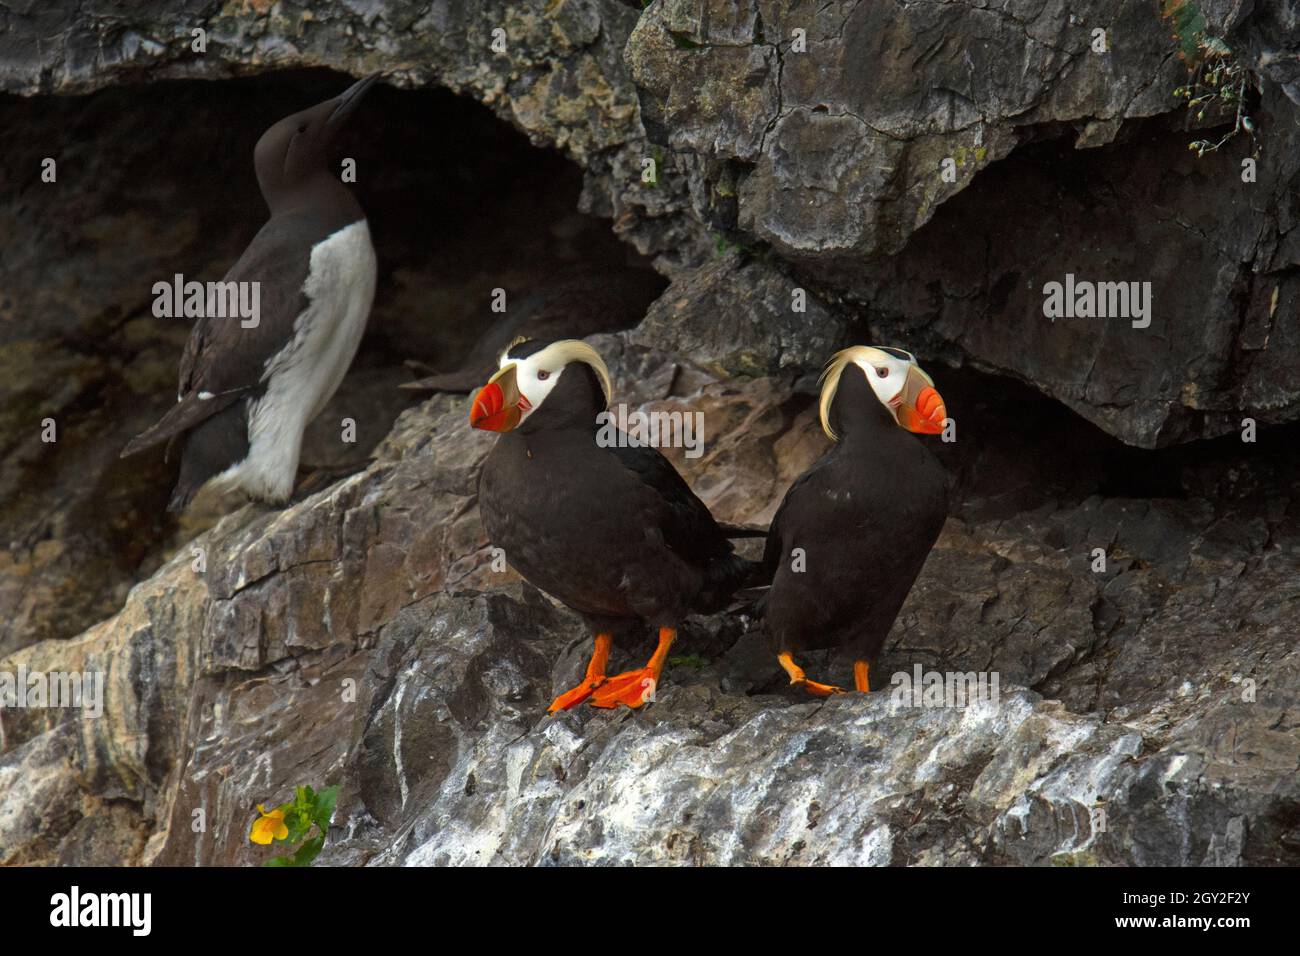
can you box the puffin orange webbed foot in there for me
[588,625,675,710]
[791,676,846,698]
[547,678,606,713]
[589,668,658,709]
[547,632,613,715]
[854,660,871,693]
[778,651,846,698]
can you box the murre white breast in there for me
[212,218,377,503]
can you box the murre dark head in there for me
[253,73,381,214]
[468,338,612,434]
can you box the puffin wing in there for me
[121,219,314,457]
[760,463,825,578]
[604,438,731,565]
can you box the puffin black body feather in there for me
[474,339,758,711]
[480,355,755,628]
[761,347,950,694]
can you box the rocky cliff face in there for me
[1,1,1298,866]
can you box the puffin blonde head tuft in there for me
[818,345,948,439]
[518,339,613,408]
[474,338,615,432]
[819,346,890,441]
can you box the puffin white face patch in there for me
[853,351,914,408]
[818,346,920,440]
[497,340,612,422]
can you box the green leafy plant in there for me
[712,231,757,258]
[1162,0,1258,156]
[667,653,710,669]
[249,784,339,867]
[1163,0,1207,61]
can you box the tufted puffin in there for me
[471,338,759,711]
[761,346,950,696]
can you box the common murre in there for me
[122,73,382,511]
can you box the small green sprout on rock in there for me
[249,784,339,867]
[712,232,757,258]
[667,653,710,669]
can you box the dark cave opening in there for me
[946,118,1295,506]
[0,69,665,653]
[929,364,1300,517]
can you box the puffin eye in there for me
[537,370,550,381]
[297,124,307,134]
[876,367,889,378]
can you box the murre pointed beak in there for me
[893,364,948,435]
[471,364,525,432]
[326,73,381,131]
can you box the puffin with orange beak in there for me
[472,338,760,712]
[761,346,950,696]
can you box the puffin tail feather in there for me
[695,554,768,613]
[718,523,767,538]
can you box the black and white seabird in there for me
[122,74,382,511]
[471,338,759,712]
[761,346,950,695]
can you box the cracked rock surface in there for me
[3,342,1298,865]
[1,1,1298,866]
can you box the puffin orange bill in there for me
[470,364,524,431]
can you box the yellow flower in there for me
[250,805,289,845]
